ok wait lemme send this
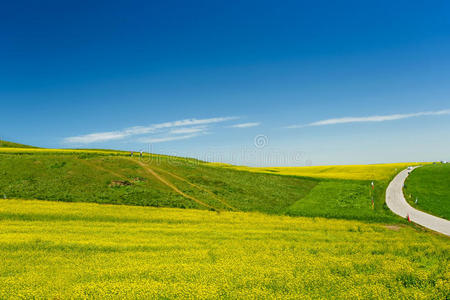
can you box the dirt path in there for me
[386,167,450,236]
[152,166,237,211]
[131,159,218,211]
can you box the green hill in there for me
[0,151,317,215]
[0,146,447,298]
[0,147,411,222]
[404,163,450,220]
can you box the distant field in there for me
[213,163,424,180]
[404,164,450,220]
[0,199,448,299]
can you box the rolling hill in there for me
[0,143,420,222]
[0,142,448,298]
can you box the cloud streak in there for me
[230,122,261,128]
[64,116,237,144]
[139,134,200,143]
[169,127,206,134]
[287,109,450,128]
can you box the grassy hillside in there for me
[286,179,389,222]
[404,164,450,220]
[0,152,318,214]
[0,147,416,222]
[0,199,448,299]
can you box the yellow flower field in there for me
[211,162,427,180]
[0,199,448,299]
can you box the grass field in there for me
[0,145,425,222]
[404,164,450,220]
[0,153,318,214]
[0,148,409,222]
[286,180,390,221]
[0,143,448,299]
[0,199,448,299]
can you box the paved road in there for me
[386,167,450,236]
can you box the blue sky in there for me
[1,0,450,166]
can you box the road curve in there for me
[386,167,450,236]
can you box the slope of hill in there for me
[0,146,416,222]
[404,164,450,220]
[0,151,317,214]
[0,145,447,298]
[0,199,448,299]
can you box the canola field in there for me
[214,162,425,181]
[0,199,448,299]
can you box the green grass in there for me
[404,164,450,220]
[0,144,415,222]
[0,143,447,298]
[0,154,318,214]
[286,179,396,222]
[0,150,405,221]
[0,199,448,299]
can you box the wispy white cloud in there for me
[230,122,261,128]
[139,134,200,143]
[63,116,237,144]
[169,127,206,134]
[287,109,450,128]
[147,117,238,130]
[63,131,127,144]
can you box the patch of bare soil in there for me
[109,180,132,187]
[385,225,402,231]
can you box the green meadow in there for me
[404,164,450,220]
[0,148,407,222]
[0,145,448,299]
